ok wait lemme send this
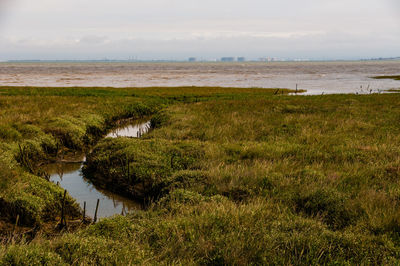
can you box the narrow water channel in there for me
[43,120,151,219]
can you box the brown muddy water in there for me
[43,120,151,219]
[1,61,400,94]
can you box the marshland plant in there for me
[0,86,400,264]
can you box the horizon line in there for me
[2,56,400,63]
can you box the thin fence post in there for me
[82,201,86,222]
[12,214,19,237]
[60,190,67,228]
[94,199,100,223]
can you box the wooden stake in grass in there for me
[82,201,86,222]
[60,189,67,228]
[93,199,100,223]
[12,214,19,237]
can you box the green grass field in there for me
[1,86,400,264]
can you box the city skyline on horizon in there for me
[3,55,400,63]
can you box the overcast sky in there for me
[0,0,399,60]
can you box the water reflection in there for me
[43,120,151,219]
[107,120,151,138]
[44,157,141,219]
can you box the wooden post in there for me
[296,84,298,93]
[12,214,19,236]
[94,199,100,223]
[60,190,67,228]
[83,201,86,221]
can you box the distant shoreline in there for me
[2,57,400,64]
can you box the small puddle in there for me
[106,119,151,138]
[44,120,151,219]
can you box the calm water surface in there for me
[1,61,400,94]
[107,120,151,138]
[44,120,151,219]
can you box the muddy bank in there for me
[1,107,159,234]
[44,120,151,219]
[82,138,205,202]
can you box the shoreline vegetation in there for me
[1,86,400,264]
[371,75,400,81]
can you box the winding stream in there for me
[43,120,151,219]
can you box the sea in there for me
[1,60,399,95]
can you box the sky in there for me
[0,0,399,60]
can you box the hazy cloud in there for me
[0,0,399,60]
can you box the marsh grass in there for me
[0,86,286,231]
[1,86,400,264]
[0,87,166,232]
[80,92,400,264]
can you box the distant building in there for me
[188,57,197,62]
[237,57,246,62]
[221,57,235,62]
